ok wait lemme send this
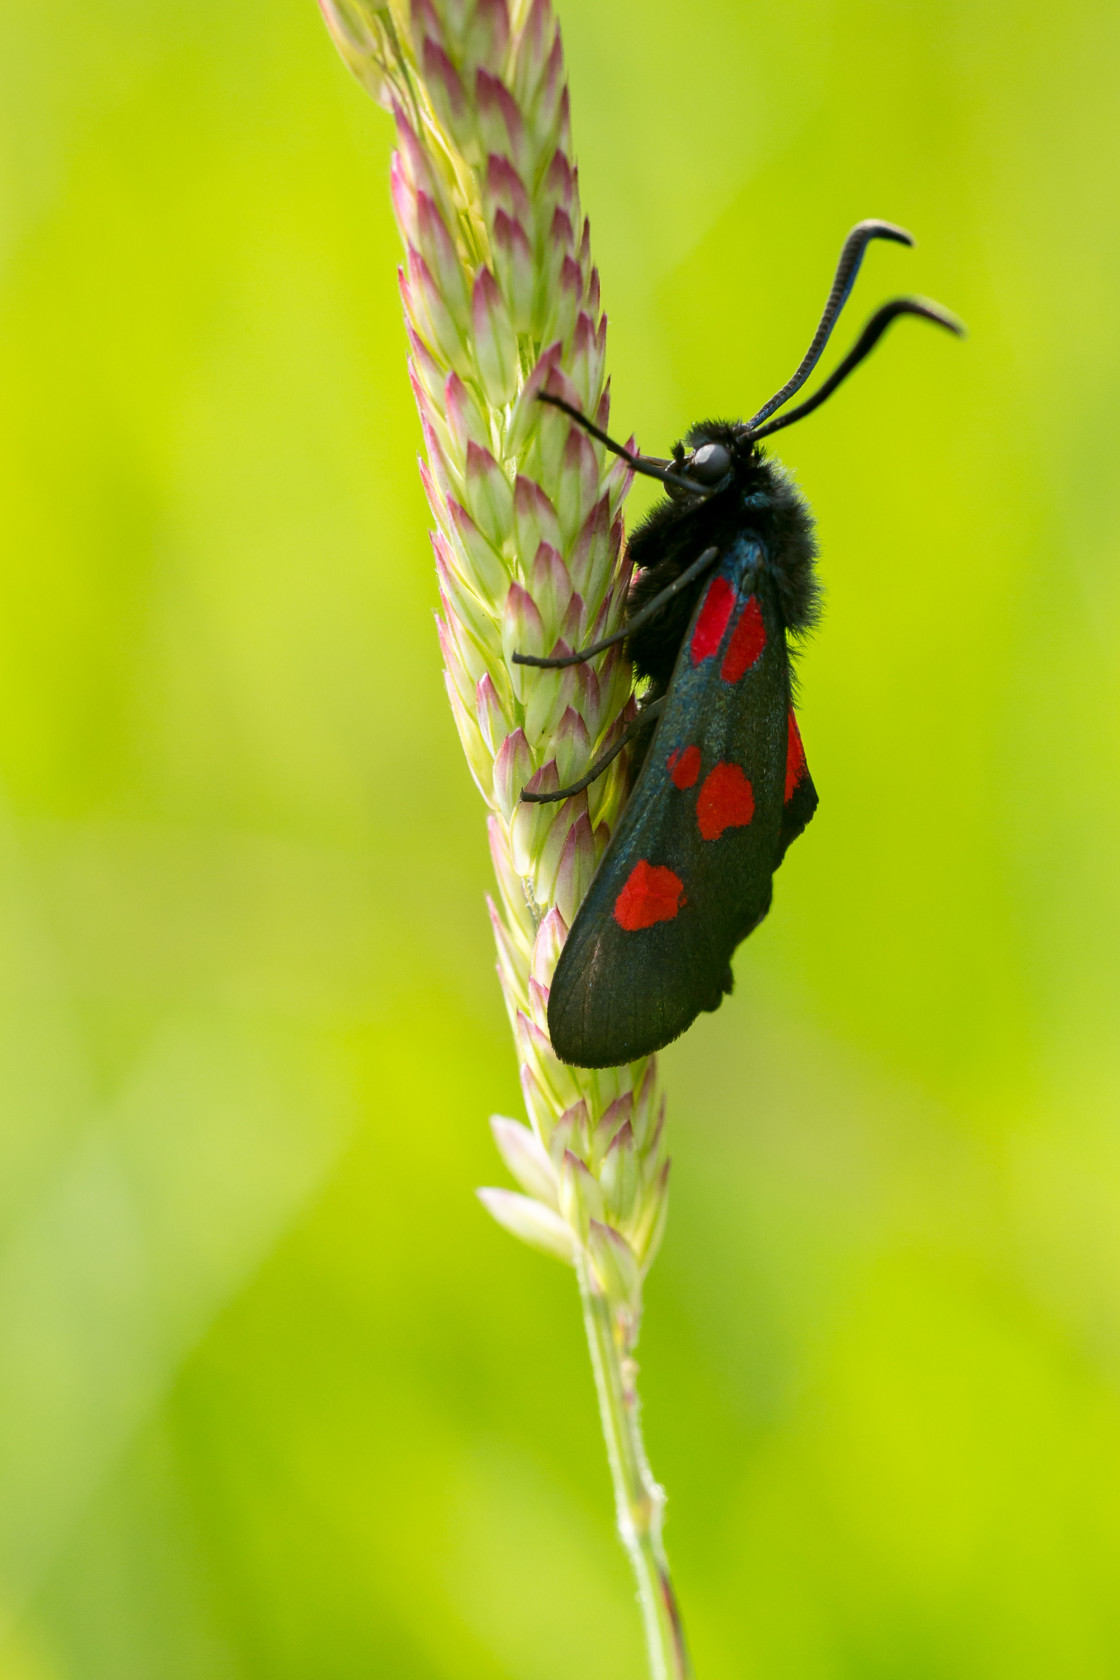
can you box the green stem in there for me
[576,1254,693,1680]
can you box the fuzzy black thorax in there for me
[625,422,820,695]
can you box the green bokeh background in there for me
[2,0,1119,1674]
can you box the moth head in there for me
[669,423,743,497]
[686,441,732,485]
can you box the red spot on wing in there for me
[720,595,766,682]
[613,860,686,931]
[690,576,736,663]
[667,744,701,788]
[697,762,755,841]
[784,709,807,801]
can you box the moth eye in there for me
[689,442,731,484]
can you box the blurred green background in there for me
[2,0,1119,1674]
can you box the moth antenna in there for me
[741,219,914,432]
[750,297,965,441]
[537,393,713,497]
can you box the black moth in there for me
[515,221,961,1068]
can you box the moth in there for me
[515,221,961,1068]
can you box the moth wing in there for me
[549,544,798,1067]
[778,704,818,861]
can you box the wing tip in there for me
[548,988,693,1069]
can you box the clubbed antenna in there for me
[741,218,914,431]
[751,296,965,440]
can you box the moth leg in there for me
[520,699,665,805]
[538,393,709,496]
[513,546,720,671]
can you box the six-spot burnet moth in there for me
[514,220,963,1069]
